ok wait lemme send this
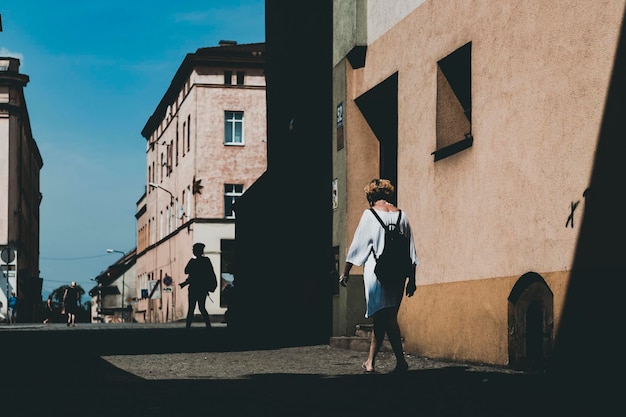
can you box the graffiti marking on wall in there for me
[565,188,589,228]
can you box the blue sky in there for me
[1,1,265,297]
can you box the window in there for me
[224,111,244,145]
[224,70,233,85]
[182,120,186,157]
[159,210,164,240]
[236,71,245,85]
[186,185,192,219]
[165,141,173,176]
[186,115,191,152]
[224,184,244,219]
[166,205,171,235]
[433,41,473,161]
[160,152,164,181]
[181,190,186,222]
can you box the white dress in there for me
[346,208,419,318]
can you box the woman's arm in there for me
[405,264,417,296]
[338,262,353,287]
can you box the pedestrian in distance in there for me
[43,293,53,323]
[339,178,419,373]
[180,243,218,330]
[62,282,80,327]
[8,291,17,323]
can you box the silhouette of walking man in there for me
[62,282,80,327]
[180,243,217,330]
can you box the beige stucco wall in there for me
[366,0,426,43]
[194,72,268,216]
[400,270,570,364]
[335,0,625,364]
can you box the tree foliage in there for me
[43,284,90,323]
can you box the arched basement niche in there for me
[507,272,554,371]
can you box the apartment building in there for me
[134,41,267,323]
[0,57,43,323]
[332,0,625,370]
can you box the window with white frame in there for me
[224,184,244,219]
[224,111,244,145]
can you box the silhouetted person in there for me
[43,293,53,323]
[181,243,217,330]
[62,282,79,327]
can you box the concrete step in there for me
[329,335,377,351]
[329,323,402,352]
[355,323,373,338]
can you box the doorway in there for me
[508,272,554,371]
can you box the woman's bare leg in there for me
[362,311,387,372]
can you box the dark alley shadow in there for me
[9,351,560,417]
[551,1,626,409]
[5,325,575,417]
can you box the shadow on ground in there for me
[4,325,603,417]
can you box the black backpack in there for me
[186,257,218,293]
[370,208,412,287]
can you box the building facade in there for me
[89,248,136,323]
[0,57,43,323]
[134,42,267,323]
[332,0,625,369]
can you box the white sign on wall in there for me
[148,280,161,299]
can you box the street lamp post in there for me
[148,182,174,203]
[149,180,176,243]
[148,182,175,324]
[106,249,126,322]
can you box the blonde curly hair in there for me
[364,178,395,205]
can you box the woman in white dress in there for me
[339,179,419,373]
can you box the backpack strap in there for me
[369,208,403,260]
[369,208,402,229]
[369,208,386,228]
[396,209,403,227]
